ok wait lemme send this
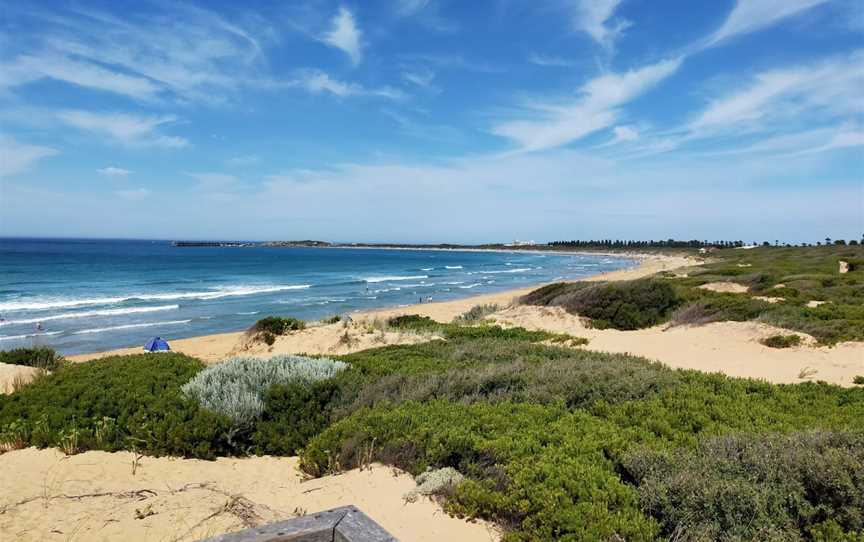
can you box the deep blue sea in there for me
[0,238,634,355]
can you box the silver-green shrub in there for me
[181,355,347,425]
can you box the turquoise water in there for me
[0,238,634,354]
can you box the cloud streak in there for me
[56,111,188,148]
[321,7,363,65]
[491,57,682,152]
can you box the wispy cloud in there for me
[1,3,267,104]
[491,57,682,152]
[98,166,132,177]
[321,7,363,65]
[56,111,188,148]
[0,137,57,177]
[689,51,864,135]
[707,0,831,47]
[528,53,578,67]
[284,70,404,99]
[569,0,630,50]
[0,54,162,101]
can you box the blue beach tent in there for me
[144,337,171,352]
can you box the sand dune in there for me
[0,448,498,542]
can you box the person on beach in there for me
[35,322,44,333]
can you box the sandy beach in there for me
[0,448,498,542]
[61,252,863,386]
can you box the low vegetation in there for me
[454,303,499,323]
[761,334,803,348]
[522,279,681,330]
[181,355,346,425]
[0,347,65,371]
[1,299,862,539]
[523,245,864,344]
[248,316,306,345]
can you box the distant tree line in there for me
[549,239,747,249]
[549,237,862,249]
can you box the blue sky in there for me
[0,0,862,243]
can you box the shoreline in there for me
[66,254,693,363]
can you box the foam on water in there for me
[0,305,179,325]
[74,320,192,335]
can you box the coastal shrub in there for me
[0,347,64,371]
[454,303,499,323]
[322,314,342,324]
[181,355,347,425]
[671,292,771,326]
[0,353,235,458]
[301,401,661,541]
[602,378,864,448]
[853,375,864,385]
[761,334,803,348]
[252,380,340,455]
[385,314,559,342]
[335,350,684,417]
[624,431,864,540]
[523,279,681,330]
[250,316,305,335]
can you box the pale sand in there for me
[489,305,864,386]
[0,448,498,542]
[0,363,41,394]
[698,281,749,293]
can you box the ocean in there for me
[0,238,635,355]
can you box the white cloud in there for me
[690,52,864,135]
[115,188,150,200]
[612,125,639,142]
[491,57,681,152]
[0,54,162,101]
[528,53,577,67]
[394,0,430,16]
[98,166,132,177]
[401,67,436,89]
[708,0,831,46]
[0,137,58,177]
[570,0,631,49]
[321,7,363,65]
[57,111,188,148]
[1,4,266,103]
[286,70,404,99]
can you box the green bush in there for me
[322,314,342,324]
[252,380,340,455]
[301,401,660,541]
[0,354,235,458]
[672,291,771,326]
[853,375,864,385]
[761,334,803,348]
[251,316,306,335]
[523,279,682,330]
[454,303,499,323]
[385,314,559,342]
[335,347,684,417]
[625,431,864,540]
[181,355,346,426]
[0,347,64,371]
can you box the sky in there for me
[0,0,862,243]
